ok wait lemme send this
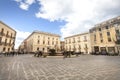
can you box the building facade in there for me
[18,39,27,53]
[64,32,91,54]
[0,21,16,52]
[19,30,61,53]
[90,16,120,54]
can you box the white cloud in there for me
[15,0,35,10]
[19,2,29,10]
[15,0,120,38]
[35,0,120,38]
[14,0,21,2]
[15,30,31,49]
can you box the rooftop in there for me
[0,21,16,32]
[33,30,61,37]
[64,32,89,39]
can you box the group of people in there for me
[34,50,43,57]
[33,50,82,58]
[62,51,82,58]
[0,51,26,57]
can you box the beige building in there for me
[19,30,61,53]
[0,21,16,52]
[90,16,120,54]
[64,32,91,54]
[18,39,27,53]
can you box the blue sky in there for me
[0,0,65,33]
[0,0,66,48]
[0,0,120,49]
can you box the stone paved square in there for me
[0,54,120,80]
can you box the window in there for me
[99,28,101,31]
[69,39,71,43]
[38,40,40,44]
[12,42,15,45]
[5,39,7,44]
[84,36,87,41]
[12,47,14,50]
[3,47,6,51]
[108,37,111,42]
[106,26,109,29]
[107,32,111,42]
[9,40,11,44]
[38,36,40,38]
[73,38,75,43]
[116,30,119,34]
[79,45,81,50]
[37,47,39,50]
[1,28,4,33]
[43,48,45,51]
[48,41,50,45]
[69,45,71,51]
[100,33,103,38]
[107,32,110,36]
[100,33,102,37]
[48,37,50,39]
[101,40,103,43]
[0,37,2,43]
[43,41,45,44]
[11,33,12,38]
[73,45,76,51]
[78,37,80,42]
[6,31,9,36]
[85,44,88,48]
[94,34,96,41]
[8,48,10,51]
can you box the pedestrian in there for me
[34,51,38,57]
[37,50,43,57]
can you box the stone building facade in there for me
[64,32,91,54]
[19,30,61,53]
[90,16,120,54]
[0,21,16,52]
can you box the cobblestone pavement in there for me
[0,54,120,80]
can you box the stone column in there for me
[105,46,108,53]
[115,46,118,53]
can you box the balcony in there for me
[12,37,16,39]
[0,32,5,36]
[72,41,75,43]
[0,42,5,45]
[4,43,8,46]
[12,42,15,45]
[6,34,11,38]
[8,43,13,46]
[115,40,120,44]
